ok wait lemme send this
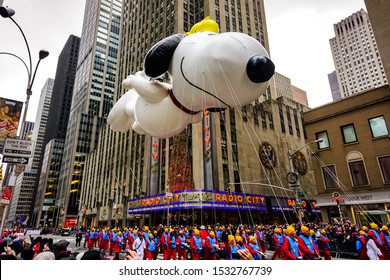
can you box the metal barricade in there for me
[329,238,340,258]
[323,239,359,259]
[338,239,359,259]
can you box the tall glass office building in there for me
[8,79,54,224]
[31,35,80,227]
[56,0,122,228]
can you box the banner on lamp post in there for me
[1,185,13,205]
[0,97,23,153]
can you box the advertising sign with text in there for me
[128,190,267,214]
[0,97,23,153]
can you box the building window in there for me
[378,156,390,183]
[322,165,339,190]
[253,104,259,125]
[241,106,248,122]
[368,116,388,138]
[233,170,241,192]
[259,104,266,129]
[293,109,300,137]
[301,112,307,139]
[316,131,330,149]
[341,124,357,144]
[286,106,293,135]
[268,112,274,130]
[347,152,369,187]
[278,101,285,133]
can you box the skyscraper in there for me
[291,85,308,106]
[44,35,81,142]
[329,9,388,98]
[80,0,317,227]
[273,72,293,100]
[327,71,341,102]
[269,72,308,105]
[56,0,122,228]
[8,78,54,224]
[364,0,390,80]
[26,79,54,172]
[31,35,80,227]
[19,121,34,140]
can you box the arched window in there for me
[347,151,369,187]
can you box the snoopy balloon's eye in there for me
[246,55,275,83]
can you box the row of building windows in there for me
[336,13,364,35]
[322,154,390,189]
[315,115,388,149]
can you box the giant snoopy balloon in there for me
[107,17,275,138]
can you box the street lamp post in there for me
[286,138,323,224]
[0,6,48,232]
[22,49,49,129]
[0,6,49,134]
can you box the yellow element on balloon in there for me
[186,16,219,36]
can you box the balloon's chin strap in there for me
[168,88,200,116]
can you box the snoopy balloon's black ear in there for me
[144,34,185,78]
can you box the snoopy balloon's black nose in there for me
[246,55,275,83]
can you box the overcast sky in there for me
[0,0,366,123]
[0,0,86,122]
[264,0,366,107]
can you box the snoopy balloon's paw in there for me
[122,75,135,90]
[122,71,148,89]
[107,89,139,133]
[122,71,169,103]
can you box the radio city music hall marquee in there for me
[128,190,267,213]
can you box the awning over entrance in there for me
[315,190,390,207]
[361,210,390,215]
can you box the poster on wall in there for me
[0,97,23,153]
[1,185,13,204]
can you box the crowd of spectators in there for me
[1,218,388,260]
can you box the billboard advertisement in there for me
[65,218,77,228]
[0,97,23,152]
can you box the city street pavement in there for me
[27,234,351,260]
[27,233,86,254]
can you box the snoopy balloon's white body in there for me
[108,19,275,138]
